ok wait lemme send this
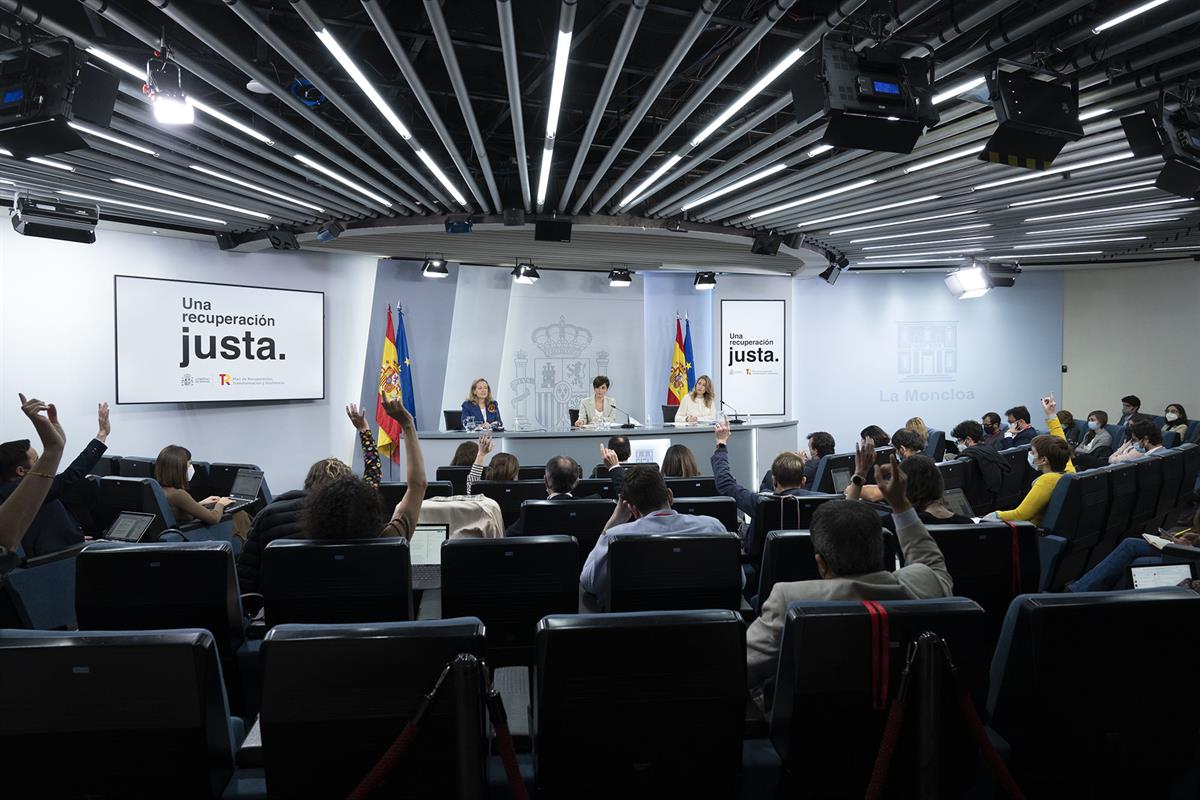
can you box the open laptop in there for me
[204,468,263,513]
[104,511,156,543]
[831,468,852,493]
[1130,563,1194,589]
[409,523,448,590]
[942,488,975,518]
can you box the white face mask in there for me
[1165,412,1179,422]
[187,463,195,481]
[1087,420,1101,430]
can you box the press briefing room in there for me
[2,0,1200,797]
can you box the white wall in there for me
[0,226,377,493]
[1063,260,1200,418]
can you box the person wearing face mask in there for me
[1108,419,1166,464]
[1002,405,1037,447]
[1071,410,1115,469]
[1117,395,1148,427]
[0,401,111,557]
[1162,404,1189,438]
[981,412,1005,446]
[155,445,236,526]
[854,428,925,502]
[949,419,1010,500]
[988,395,1074,526]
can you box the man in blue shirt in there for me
[580,465,727,609]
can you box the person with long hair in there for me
[1163,403,1189,438]
[465,432,521,494]
[661,444,701,478]
[860,425,890,448]
[905,416,930,442]
[450,441,479,466]
[154,444,233,526]
[461,378,502,430]
[678,374,716,423]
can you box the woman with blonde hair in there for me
[678,374,717,423]
[905,416,930,442]
[461,377,503,430]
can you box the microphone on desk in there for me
[721,400,746,425]
[611,404,638,429]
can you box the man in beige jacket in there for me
[746,452,954,690]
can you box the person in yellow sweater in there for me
[992,394,1075,526]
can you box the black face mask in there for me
[983,422,997,433]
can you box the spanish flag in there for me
[375,305,403,464]
[666,317,689,405]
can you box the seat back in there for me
[536,610,746,799]
[670,495,741,533]
[517,499,616,566]
[1039,469,1108,587]
[1071,419,1089,443]
[0,544,84,630]
[925,523,1040,640]
[473,479,548,526]
[955,454,997,516]
[573,477,614,498]
[924,429,946,461]
[377,481,453,508]
[443,409,464,430]
[1162,430,1181,448]
[117,455,156,478]
[664,476,718,497]
[936,458,969,491]
[441,536,578,666]
[435,465,471,494]
[95,476,177,537]
[755,529,898,612]
[1152,448,1184,525]
[1186,421,1200,445]
[1104,423,1126,450]
[1179,443,1200,498]
[771,598,990,798]
[996,446,1031,510]
[748,494,842,563]
[208,462,271,503]
[0,628,235,799]
[517,465,545,481]
[989,590,1200,796]
[91,454,119,477]
[1128,456,1164,531]
[809,452,857,493]
[261,537,411,628]
[608,532,743,612]
[261,619,486,798]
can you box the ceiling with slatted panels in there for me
[1,0,1198,276]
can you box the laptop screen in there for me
[942,488,975,518]
[106,512,155,542]
[409,524,449,566]
[1130,563,1193,589]
[229,469,264,499]
[831,468,852,493]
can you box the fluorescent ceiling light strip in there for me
[690,47,805,146]
[807,144,834,157]
[904,145,984,173]
[864,247,987,259]
[932,76,985,105]
[680,163,787,211]
[188,164,325,213]
[546,30,573,138]
[415,148,467,205]
[1153,245,1200,251]
[85,46,144,79]
[316,28,411,140]
[112,177,271,219]
[973,152,1135,190]
[829,209,977,235]
[1007,181,1156,207]
[1023,198,1191,222]
[619,155,683,208]
[861,235,994,251]
[536,144,553,208]
[1078,107,1112,121]
[67,121,158,156]
[26,157,75,172]
[186,98,274,146]
[850,223,991,243]
[748,178,877,219]
[988,251,1104,258]
[59,189,227,225]
[800,195,942,228]
[294,152,392,207]
[855,257,972,264]
[1024,217,1181,235]
[1013,236,1146,248]
[1092,0,1171,34]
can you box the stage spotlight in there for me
[512,262,540,285]
[980,65,1083,170]
[444,217,473,234]
[316,220,344,242]
[421,257,449,278]
[146,50,193,125]
[750,232,781,255]
[1120,100,1200,200]
[944,264,990,299]
[608,267,632,287]
[693,271,717,291]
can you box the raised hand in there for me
[346,402,369,432]
[96,402,111,442]
[714,418,731,446]
[478,432,493,457]
[874,454,911,512]
[382,397,415,430]
[854,437,876,479]
[19,393,65,453]
[600,443,620,468]
[1041,393,1057,418]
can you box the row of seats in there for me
[86,456,268,500]
[6,588,1198,799]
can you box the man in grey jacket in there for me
[746,454,954,690]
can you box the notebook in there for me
[1130,563,1193,589]
[410,523,448,590]
[104,511,155,543]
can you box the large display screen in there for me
[114,275,325,404]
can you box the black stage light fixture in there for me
[267,229,300,250]
[693,271,716,291]
[791,32,938,155]
[1120,99,1200,200]
[980,63,1084,170]
[421,256,449,278]
[445,217,473,234]
[608,267,632,287]
[11,194,97,243]
[316,220,344,242]
[0,38,119,158]
[534,219,572,242]
[511,262,540,284]
[750,231,781,255]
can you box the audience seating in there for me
[0,628,240,799]
[74,541,252,715]
[517,499,615,565]
[1151,447,1184,527]
[573,477,614,498]
[671,495,741,533]
[435,465,471,494]
[1128,455,1164,533]
[608,532,743,612]
[473,479,551,526]
[809,452,856,493]
[535,610,748,799]
[1039,469,1110,589]
[377,480,453,508]
[517,465,545,480]
[439,536,578,666]
[748,494,842,565]
[208,462,272,504]
[1186,420,1200,444]
[260,537,412,628]
[94,475,179,539]
[989,589,1200,797]
[995,446,1032,510]
[935,458,969,492]
[770,598,990,798]
[0,543,84,629]
[954,455,997,516]
[116,455,156,478]
[754,529,899,612]
[1086,462,1138,569]
[1104,423,1126,450]
[259,619,486,798]
[923,428,946,461]
[90,453,120,476]
[664,475,718,497]
[1163,430,1182,448]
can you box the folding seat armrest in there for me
[417,588,442,620]
[236,718,264,768]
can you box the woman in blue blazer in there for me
[461,378,503,430]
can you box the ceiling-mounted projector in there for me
[790,32,939,155]
[979,63,1083,170]
[11,194,99,243]
[0,37,119,158]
